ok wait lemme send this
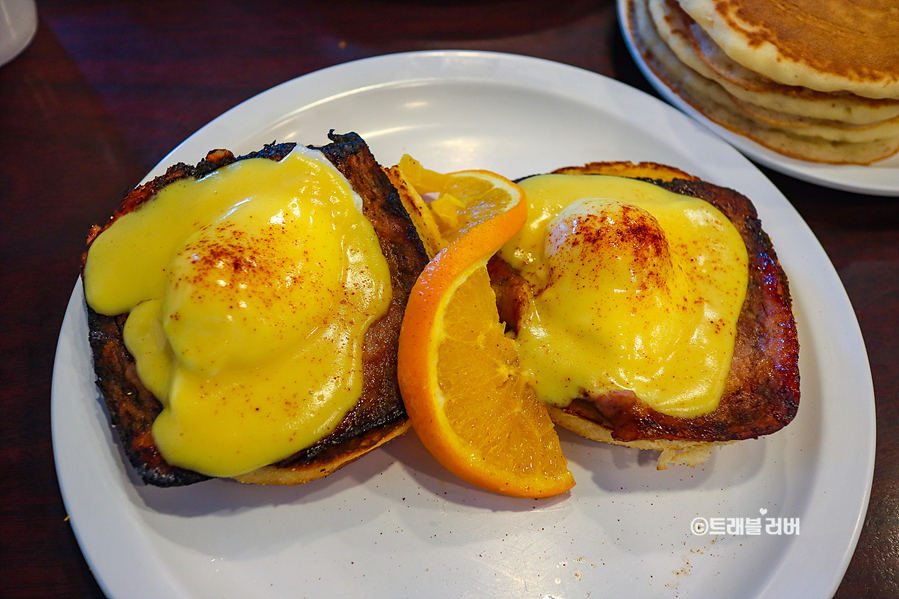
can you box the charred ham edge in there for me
[83,132,428,486]
[489,176,799,444]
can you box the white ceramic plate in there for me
[616,0,899,196]
[52,50,875,599]
[0,0,37,67]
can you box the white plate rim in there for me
[615,0,899,196]
[52,49,876,599]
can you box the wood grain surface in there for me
[1,1,896,597]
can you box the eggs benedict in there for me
[83,132,429,486]
[488,162,799,468]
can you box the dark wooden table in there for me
[2,1,896,597]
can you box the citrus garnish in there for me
[395,160,575,499]
[386,155,525,254]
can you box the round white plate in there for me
[616,0,899,196]
[0,0,37,67]
[53,50,875,599]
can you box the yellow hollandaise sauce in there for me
[83,146,392,477]
[498,174,749,418]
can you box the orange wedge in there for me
[395,160,575,499]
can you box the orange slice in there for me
[395,161,575,499]
[386,155,526,255]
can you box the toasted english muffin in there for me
[486,162,799,469]
[83,132,429,486]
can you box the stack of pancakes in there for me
[625,0,899,164]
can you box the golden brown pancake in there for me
[728,96,899,140]
[677,0,899,99]
[628,0,899,163]
[650,0,899,125]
